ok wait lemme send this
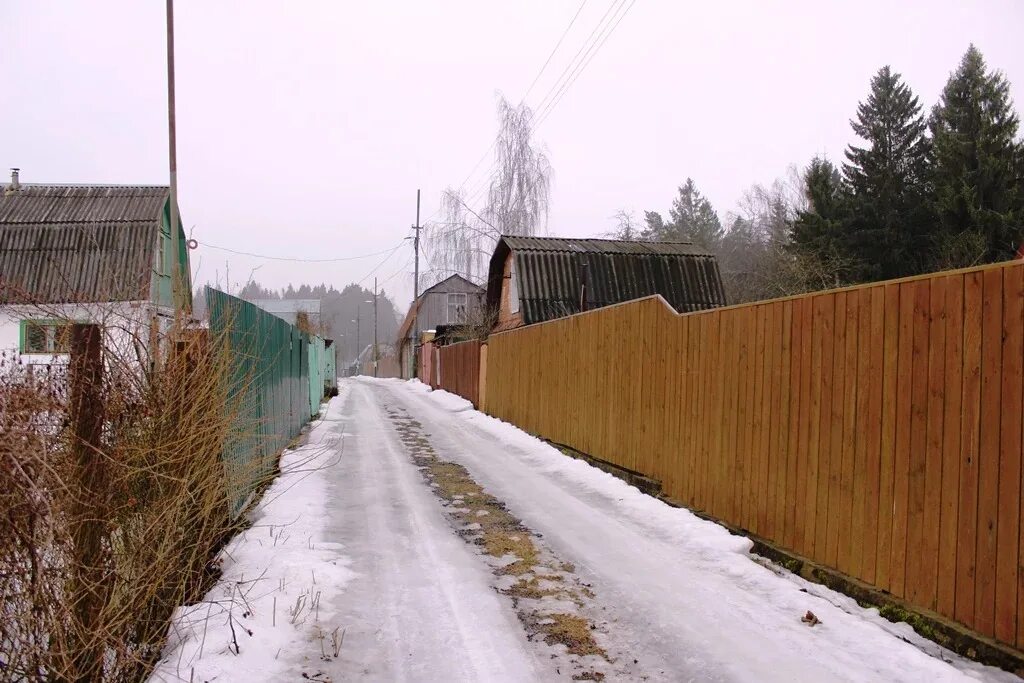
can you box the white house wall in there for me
[0,301,172,366]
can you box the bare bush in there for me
[0,312,273,681]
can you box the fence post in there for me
[68,323,109,681]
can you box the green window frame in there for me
[19,319,73,354]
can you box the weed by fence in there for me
[0,287,332,681]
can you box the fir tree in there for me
[644,179,723,250]
[790,157,857,285]
[843,66,933,279]
[930,45,1022,261]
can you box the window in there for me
[447,292,468,324]
[20,320,72,354]
[509,258,520,314]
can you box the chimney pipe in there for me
[10,168,20,191]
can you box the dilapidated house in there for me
[0,173,192,363]
[486,236,726,331]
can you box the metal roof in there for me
[0,184,167,304]
[486,235,727,325]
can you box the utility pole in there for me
[165,0,180,309]
[373,277,379,378]
[412,189,422,378]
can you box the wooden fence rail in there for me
[483,259,1024,651]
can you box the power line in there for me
[356,240,408,286]
[199,240,405,263]
[448,1,594,202]
[521,0,591,106]
[528,0,626,126]
[461,0,636,219]
[534,0,637,131]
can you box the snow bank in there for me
[149,391,354,682]
[414,386,1017,682]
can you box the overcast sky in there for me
[3,1,1022,312]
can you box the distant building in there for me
[0,173,192,363]
[395,274,484,378]
[246,298,321,329]
[486,236,726,331]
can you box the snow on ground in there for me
[149,388,356,683]
[387,378,1017,683]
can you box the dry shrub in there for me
[0,316,274,682]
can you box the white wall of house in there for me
[0,301,173,365]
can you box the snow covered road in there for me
[154,377,1016,682]
[329,378,1012,683]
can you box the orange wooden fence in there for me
[484,259,1024,651]
[437,340,482,406]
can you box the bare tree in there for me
[604,209,643,240]
[425,95,551,287]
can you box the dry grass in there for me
[386,407,610,667]
[541,613,605,658]
[0,314,278,682]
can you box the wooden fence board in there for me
[794,296,813,554]
[825,292,847,568]
[996,265,1023,644]
[939,274,964,619]
[976,268,1003,636]
[906,281,931,605]
[863,286,885,584]
[816,295,836,565]
[922,277,947,611]
[957,270,983,628]
[838,292,860,575]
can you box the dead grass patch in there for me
[536,613,607,659]
[386,407,610,667]
[504,576,563,600]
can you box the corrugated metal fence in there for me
[483,259,1024,652]
[206,287,328,514]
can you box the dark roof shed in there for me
[486,236,726,325]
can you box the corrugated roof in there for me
[486,235,727,325]
[0,184,167,304]
[0,184,169,224]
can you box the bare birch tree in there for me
[425,95,551,287]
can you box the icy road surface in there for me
[153,378,1015,683]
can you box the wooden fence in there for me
[484,259,1024,651]
[436,340,483,406]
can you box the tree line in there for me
[628,45,1023,304]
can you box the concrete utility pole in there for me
[412,189,422,378]
[165,0,180,309]
[373,278,379,378]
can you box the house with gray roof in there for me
[0,171,192,362]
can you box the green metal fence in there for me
[206,287,328,514]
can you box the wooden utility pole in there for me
[412,189,421,378]
[165,0,180,309]
[69,324,108,681]
[373,277,379,377]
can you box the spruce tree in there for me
[663,178,724,250]
[930,45,1022,261]
[790,157,857,285]
[843,66,933,280]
